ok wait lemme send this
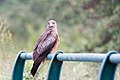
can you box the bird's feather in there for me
[31,20,59,77]
[31,31,57,77]
[33,29,56,61]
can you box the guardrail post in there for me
[12,51,26,80]
[98,51,118,80]
[46,51,63,80]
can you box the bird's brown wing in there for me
[31,31,57,76]
[33,30,52,61]
[37,31,57,55]
[33,29,51,51]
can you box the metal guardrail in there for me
[12,50,119,80]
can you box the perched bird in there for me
[31,20,59,77]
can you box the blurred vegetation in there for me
[0,0,120,80]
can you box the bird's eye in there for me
[48,23,50,25]
[52,22,55,24]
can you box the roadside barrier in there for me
[12,50,119,80]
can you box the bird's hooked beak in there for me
[49,23,54,28]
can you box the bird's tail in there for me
[30,54,46,77]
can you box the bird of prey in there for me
[31,20,59,77]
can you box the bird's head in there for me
[47,20,57,29]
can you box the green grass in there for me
[0,51,16,79]
[24,60,99,80]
